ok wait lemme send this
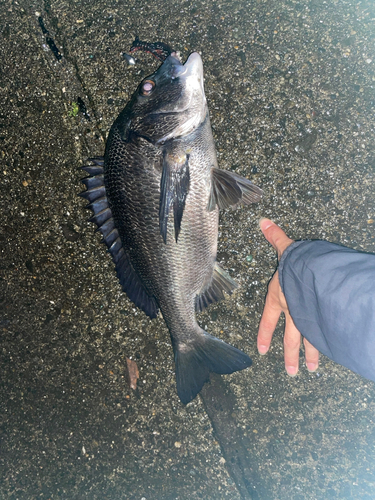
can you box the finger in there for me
[283,314,302,377]
[257,290,282,355]
[303,338,319,372]
[259,218,294,259]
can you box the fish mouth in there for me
[169,52,204,86]
[155,52,207,143]
[155,52,207,144]
[183,52,204,78]
[182,52,205,98]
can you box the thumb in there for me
[259,218,294,259]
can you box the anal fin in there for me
[208,167,263,211]
[195,262,238,313]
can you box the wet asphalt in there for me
[1,0,375,499]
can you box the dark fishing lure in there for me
[130,36,173,62]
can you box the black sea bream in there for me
[81,51,263,403]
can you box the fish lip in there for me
[183,52,204,78]
[181,52,205,100]
[166,52,204,81]
[165,53,186,79]
[154,51,207,144]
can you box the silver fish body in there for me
[81,52,263,403]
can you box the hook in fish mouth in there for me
[161,51,204,82]
[170,51,182,63]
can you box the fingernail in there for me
[259,218,274,231]
[286,366,298,377]
[306,362,318,372]
[258,345,269,355]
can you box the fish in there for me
[81,50,263,404]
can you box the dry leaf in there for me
[126,358,139,390]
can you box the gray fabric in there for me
[278,240,375,381]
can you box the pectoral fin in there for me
[159,151,190,243]
[208,167,263,211]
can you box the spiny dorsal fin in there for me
[208,167,263,211]
[80,158,159,319]
[159,151,190,243]
[195,262,238,313]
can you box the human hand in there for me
[257,219,319,376]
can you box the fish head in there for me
[128,52,208,143]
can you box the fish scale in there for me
[81,50,263,403]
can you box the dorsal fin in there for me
[81,158,159,319]
[195,262,238,313]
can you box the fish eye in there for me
[140,80,155,96]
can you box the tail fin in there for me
[174,330,252,404]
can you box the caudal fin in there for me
[174,331,252,404]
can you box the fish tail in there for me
[173,329,252,404]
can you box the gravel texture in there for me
[1,0,375,498]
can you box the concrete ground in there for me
[1,0,375,498]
